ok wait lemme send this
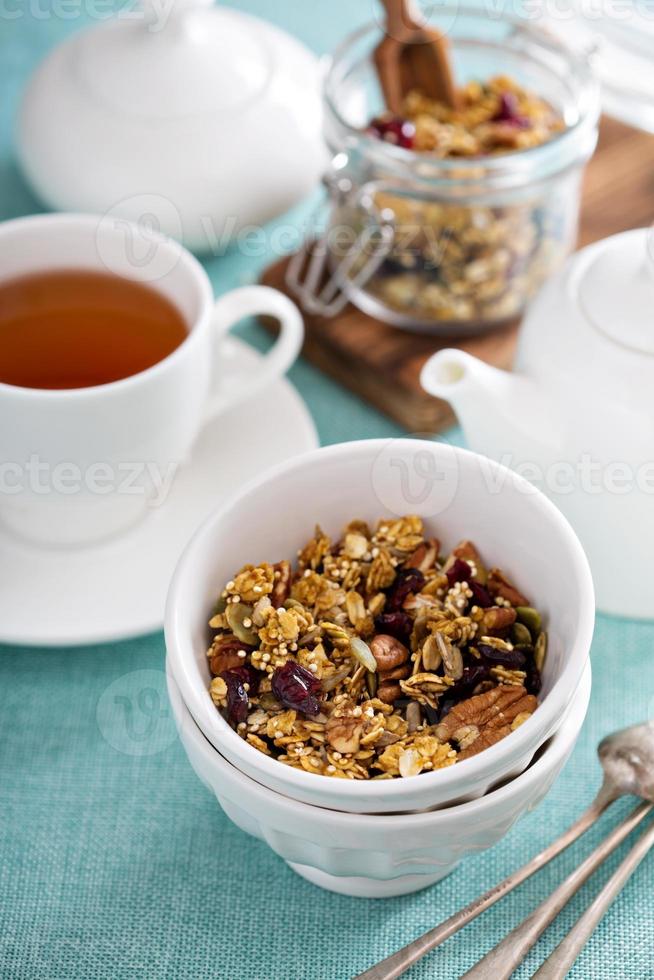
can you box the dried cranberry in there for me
[448,664,491,699]
[446,559,472,587]
[420,703,440,726]
[271,661,322,717]
[374,610,412,642]
[369,115,416,149]
[477,643,527,670]
[221,666,259,725]
[492,92,530,128]
[386,567,425,611]
[468,581,493,608]
[525,665,542,696]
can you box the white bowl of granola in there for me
[165,439,594,814]
[167,658,591,897]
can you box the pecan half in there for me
[487,569,529,607]
[436,684,537,759]
[380,662,412,682]
[453,540,481,562]
[482,605,517,635]
[208,634,248,676]
[370,634,409,672]
[453,540,487,582]
[377,681,402,704]
[404,538,440,573]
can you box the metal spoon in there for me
[532,816,654,980]
[462,722,654,978]
[355,721,654,980]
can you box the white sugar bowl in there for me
[422,228,654,619]
[17,0,326,253]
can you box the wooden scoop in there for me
[374,0,458,113]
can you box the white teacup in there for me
[0,213,304,547]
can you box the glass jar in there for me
[320,7,601,334]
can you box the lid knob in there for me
[140,0,214,29]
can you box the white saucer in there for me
[0,339,318,648]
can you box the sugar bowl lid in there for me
[17,0,326,252]
[541,2,654,133]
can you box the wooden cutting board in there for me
[261,117,654,431]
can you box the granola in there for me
[354,76,571,327]
[370,78,564,159]
[206,517,548,779]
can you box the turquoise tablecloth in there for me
[1,3,653,978]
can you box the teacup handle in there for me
[204,286,304,419]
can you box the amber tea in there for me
[0,269,188,389]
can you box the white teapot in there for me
[421,228,654,619]
[17,0,325,253]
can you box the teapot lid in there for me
[64,0,275,119]
[576,228,654,356]
[17,0,325,252]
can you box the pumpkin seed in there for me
[366,670,378,698]
[516,606,542,636]
[534,631,548,671]
[511,622,533,647]
[350,636,378,673]
[213,595,227,615]
[225,602,258,644]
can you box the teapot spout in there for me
[421,349,553,460]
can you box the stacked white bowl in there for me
[165,440,595,897]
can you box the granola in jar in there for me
[370,78,564,158]
[320,13,599,332]
[354,77,568,327]
[206,516,548,780]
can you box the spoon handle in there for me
[461,801,653,980]
[379,0,426,37]
[354,791,612,980]
[532,815,654,980]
